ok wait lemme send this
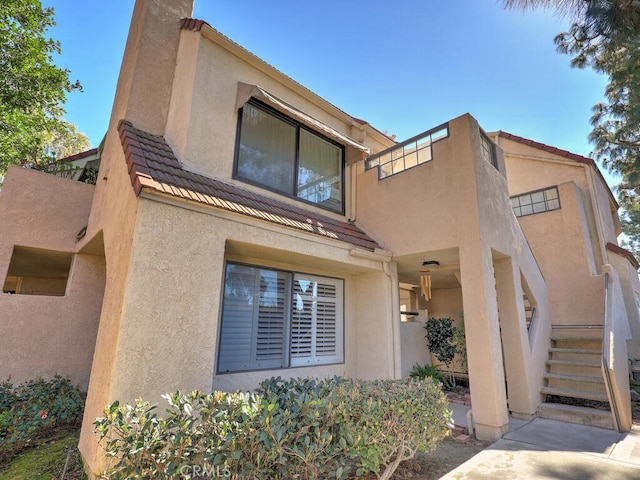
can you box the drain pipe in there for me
[466,409,475,437]
[349,248,400,378]
[383,260,402,379]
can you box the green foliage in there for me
[452,315,468,374]
[0,376,86,463]
[424,317,457,368]
[94,377,451,480]
[409,363,450,389]
[0,0,88,173]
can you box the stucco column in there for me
[352,269,399,380]
[493,256,536,418]
[459,244,509,441]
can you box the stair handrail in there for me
[602,272,622,431]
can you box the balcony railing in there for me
[365,123,449,180]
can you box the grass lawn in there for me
[0,427,86,480]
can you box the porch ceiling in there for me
[395,247,460,289]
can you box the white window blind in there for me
[217,264,343,373]
[291,275,343,366]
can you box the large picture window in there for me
[217,263,344,373]
[235,100,344,213]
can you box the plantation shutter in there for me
[290,274,343,366]
[254,270,290,369]
[217,264,289,372]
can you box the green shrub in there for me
[409,363,450,389]
[94,377,451,480]
[0,376,86,462]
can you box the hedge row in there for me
[94,376,451,480]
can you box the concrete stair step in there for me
[549,347,600,355]
[543,372,604,384]
[538,402,614,430]
[546,359,600,368]
[550,336,603,351]
[546,363,601,377]
[544,374,607,395]
[550,335,602,341]
[541,386,609,403]
[548,347,602,363]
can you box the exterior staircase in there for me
[538,333,614,429]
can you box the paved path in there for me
[440,417,640,479]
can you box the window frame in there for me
[216,261,345,374]
[233,99,346,214]
[510,186,561,218]
[480,131,498,169]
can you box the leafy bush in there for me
[424,317,456,368]
[94,377,451,480]
[409,363,450,388]
[452,315,468,374]
[0,376,86,462]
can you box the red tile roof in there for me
[118,120,380,251]
[59,148,99,163]
[179,18,210,32]
[497,131,595,166]
[606,242,639,270]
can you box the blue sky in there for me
[45,1,610,174]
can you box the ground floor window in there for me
[217,263,344,373]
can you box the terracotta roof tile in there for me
[118,120,380,251]
[179,18,210,32]
[606,243,640,270]
[497,131,596,166]
[59,148,99,163]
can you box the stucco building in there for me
[0,0,638,475]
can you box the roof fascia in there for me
[496,131,619,210]
[198,24,391,148]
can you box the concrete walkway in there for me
[440,415,640,479]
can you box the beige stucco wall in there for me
[165,26,393,227]
[497,136,628,331]
[0,167,103,389]
[97,195,398,407]
[400,318,430,377]
[356,114,552,438]
[78,1,197,473]
[608,252,640,360]
[602,265,633,431]
[515,182,604,326]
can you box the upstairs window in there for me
[511,186,560,217]
[217,263,344,373]
[235,100,344,213]
[480,131,498,169]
